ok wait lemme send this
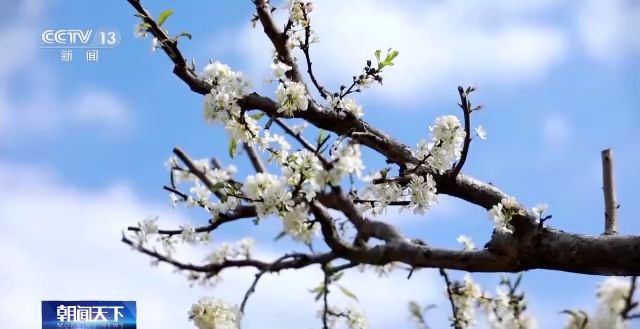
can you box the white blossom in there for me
[188,297,242,329]
[151,37,159,51]
[271,61,292,80]
[457,235,475,250]
[406,174,438,215]
[133,23,147,38]
[532,203,548,216]
[275,81,309,115]
[475,125,487,139]
[489,203,512,234]
[138,216,159,236]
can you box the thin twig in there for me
[621,276,640,319]
[601,148,619,235]
[449,86,473,178]
[299,3,329,99]
[440,269,463,329]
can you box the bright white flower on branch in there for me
[201,62,251,128]
[501,196,518,209]
[325,143,365,186]
[457,235,475,250]
[275,81,309,116]
[189,180,213,206]
[406,174,438,215]
[242,173,295,217]
[206,165,236,184]
[224,114,261,143]
[282,204,318,244]
[242,173,281,200]
[489,203,512,234]
[597,276,631,313]
[201,61,233,81]
[205,238,256,265]
[448,274,483,328]
[532,203,548,216]
[282,149,324,188]
[138,216,159,238]
[283,0,307,25]
[188,297,242,329]
[411,114,469,174]
[262,131,292,163]
[341,97,364,117]
[345,304,368,329]
[181,223,198,244]
[475,125,487,139]
[328,95,364,117]
[151,38,159,51]
[365,177,403,215]
[271,61,292,80]
[133,24,147,38]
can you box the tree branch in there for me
[125,0,640,276]
[243,143,266,173]
[601,148,619,235]
[449,86,473,178]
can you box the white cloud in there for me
[573,0,640,63]
[215,0,571,102]
[542,114,572,150]
[0,0,131,142]
[211,0,638,103]
[0,161,446,329]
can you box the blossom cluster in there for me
[127,1,631,329]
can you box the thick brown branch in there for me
[340,227,640,276]
[254,0,306,84]
[126,0,640,276]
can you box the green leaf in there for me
[229,138,237,158]
[337,284,358,301]
[134,13,146,18]
[317,129,325,145]
[273,231,287,241]
[330,271,344,282]
[211,182,226,190]
[178,31,192,40]
[157,9,175,27]
[385,49,399,62]
[141,22,152,28]
[250,112,265,120]
[309,284,327,301]
[379,167,390,180]
[408,301,423,318]
[374,50,381,62]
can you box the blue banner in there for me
[42,300,137,329]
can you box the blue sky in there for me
[1,0,639,328]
